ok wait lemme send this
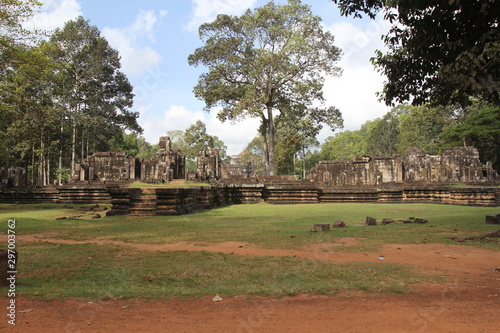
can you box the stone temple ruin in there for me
[309,147,497,187]
[0,167,26,187]
[0,140,498,208]
[73,136,186,183]
[194,149,222,182]
[1,142,498,188]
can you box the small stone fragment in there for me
[365,216,377,226]
[332,220,345,228]
[485,215,500,224]
[313,224,331,232]
[381,218,394,225]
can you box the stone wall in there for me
[310,147,497,187]
[196,149,221,182]
[402,147,487,183]
[75,152,137,182]
[72,136,186,184]
[0,186,111,204]
[0,167,26,187]
[309,157,403,187]
[1,184,498,207]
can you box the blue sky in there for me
[27,0,391,156]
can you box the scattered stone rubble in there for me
[312,216,429,231]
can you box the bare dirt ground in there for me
[2,234,499,333]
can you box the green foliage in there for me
[240,136,268,175]
[189,0,342,174]
[0,0,42,55]
[396,105,452,155]
[54,168,71,183]
[319,102,498,162]
[321,130,367,160]
[441,106,500,170]
[364,107,404,156]
[183,120,228,162]
[274,117,323,176]
[107,131,158,158]
[0,14,141,185]
[165,130,187,151]
[333,0,500,106]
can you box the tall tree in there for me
[0,0,41,61]
[333,0,500,106]
[0,0,42,166]
[3,43,60,185]
[48,16,141,177]
[274,117,321,176]
[183,120,228,162]
[188,0,342,175]
[165,130,187,152]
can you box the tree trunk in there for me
[302,147,306,179]
[81,129,85,162]
[293,153,296,176]
[46,150,50,186]
[70,119,76,179]
[58,118,63,186]
[267,105,275,176]
[31,144,35,185]
[38,139,44,186]
[260,117,270,173]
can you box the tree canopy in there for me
[166,121,229,172]
[319,101,498,170]
[440,106,500,170]
[48,16,140,177]
[0,9,141,186]
[332,0,500,107]
[183,120,228,162]
[189,0,343,175]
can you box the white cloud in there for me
[204,112,261,155]
[323,68,388,132]
[102,10,167,76]
[24,0,82,32]
[186,0,258,31]
[140,104,205,144]
[320,17,391,135]
[139,104,261,155]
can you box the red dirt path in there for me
[2,235,499,332]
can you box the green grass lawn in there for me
[1,202,498,300]
[19,242,434,300]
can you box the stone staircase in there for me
[129,188,157,216]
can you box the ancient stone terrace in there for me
[1,143,498,210]
[103,185,499,217]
